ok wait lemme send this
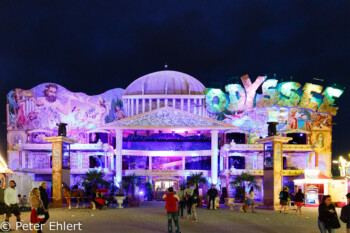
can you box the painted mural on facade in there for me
[7,83,125,143]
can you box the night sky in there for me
[0,1,349,160]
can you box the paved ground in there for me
[4,201,346,233]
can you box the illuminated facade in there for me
[6,70,343,200]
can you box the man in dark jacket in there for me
[341,193,350,232]
[38,182,50,233]
[207,185,218,210]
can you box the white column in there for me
[126,99,129,116]
[165,99,168,107]
[187,99,190,112]
[149,156,153,183]
[182,156,185,171]
[157,99,160,109]
[181,99,184,111]
[136,99,139,115]
[149,156,152,170]
[194,99,197,114]
[199,99,202,116]
[105,152,108,169]
[131,99,134,116]
[111,154,114,170]
[142,99,145,113]
[211,130,219,185]
[201,99,204,116]
[149,99,152,111]
[115,129,123,184]
[172,99,175,108]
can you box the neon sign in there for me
[205,75,343,115]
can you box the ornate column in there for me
[115,129,123,184]
[211,130,219,185]
[256,136,292,210]
[44,136,76,207]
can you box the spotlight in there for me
[197,131,201,136]
[299,133,303,137]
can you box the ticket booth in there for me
[293,170,332,207]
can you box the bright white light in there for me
[0,154,8,168]
[191,152,199,157]
[304,169,320,176]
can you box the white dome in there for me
[123,70,205,95]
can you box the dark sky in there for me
[0,1,349,159]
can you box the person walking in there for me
[0,180,5,227]
[318,195,340,233]
[247,187,256,213]
[279,187,289,214]
[184,183,193,219]
[340,193,350,233]
[177,185,185,218]
[3,180,22,231]
[163,187,181,233]
[29,187,45,233]
[207,184,218,210]
[38,182,50,233]
[294,189,304,215]
[242,190,248,212]
[191,186,200,222]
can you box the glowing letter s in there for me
[276,82,301,107]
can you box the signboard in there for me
[205,75,344,116]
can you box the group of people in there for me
[175,183,200,223]
[279,187,350,233]
[318,193,350,233]
[163,184,219,233]
[279,187,305,215]
[0,180,50,232]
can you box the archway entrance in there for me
[153,177,180,201]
